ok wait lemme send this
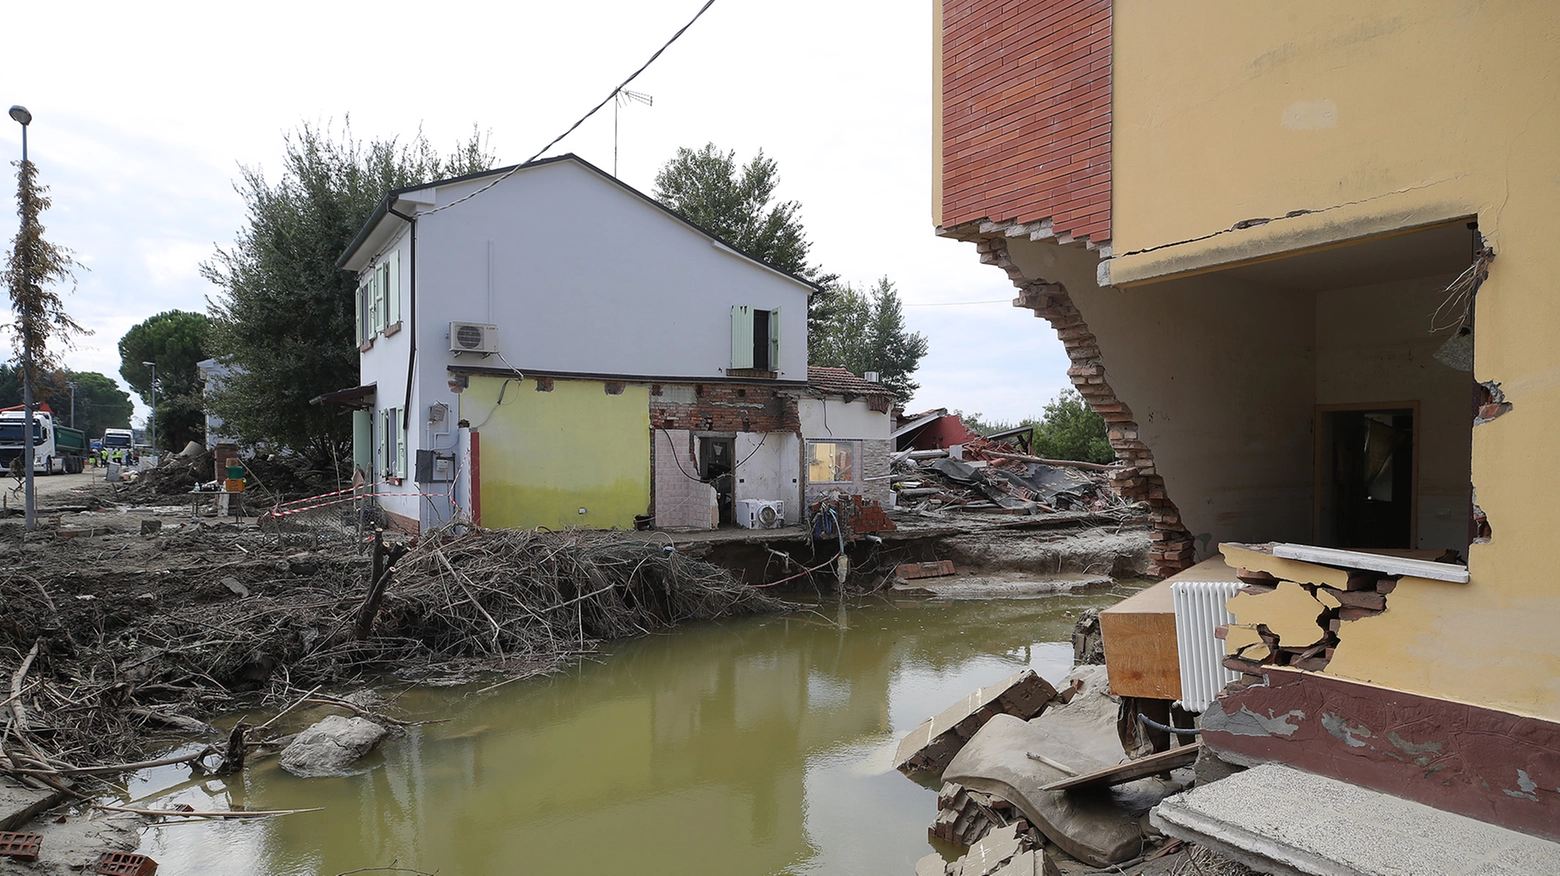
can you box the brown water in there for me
[126,587,1141,875]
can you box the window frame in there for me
[805,439,860,486]
[730,305,781,372]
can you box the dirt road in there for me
[0,468,107,504]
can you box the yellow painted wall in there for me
[1110,2,1560,719]
[461,376,649,530]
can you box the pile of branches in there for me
[381,527,779,659]
[0,527,778,782]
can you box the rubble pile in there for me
[117,448,211,497]
[891,438,1136,518]
[118,450,330,505]
[901,629,1201,872]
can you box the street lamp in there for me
[142,361,158,460]
[10,105,36,531]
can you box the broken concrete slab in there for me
[991,850,1060,876]
[0,776,67,832]
[896,669,1058,775]
[958,823,1024,876]
[941,667,1185,868]
[918,822,1063,876]
[1153,761,1560,876]
[1,809,141,876]
[279,715,388,777]
[943,713,1176,868]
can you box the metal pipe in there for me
[388,206,417,435]
[1138,712,1200,736]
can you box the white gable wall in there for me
[414,160,810,381]
[352,159,812,532]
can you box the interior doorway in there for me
[1315,404,1418,549]
[699,436,735,527]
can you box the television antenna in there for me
[613,88,653,177]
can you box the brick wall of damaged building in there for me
[940,0,1112,245]
[647,382,802,527]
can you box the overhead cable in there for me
[421,0,717,217]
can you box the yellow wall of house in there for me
[1109,2,1560,719]
[462,376,649,531]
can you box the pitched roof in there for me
[337,154,820,294]
[807,367,892,400]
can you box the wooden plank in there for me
[1271,543,1469,583]
[895,669,1057,774]
[1039,741,1202,792]
[1099,578,1180,700]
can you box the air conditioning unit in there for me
[449,321,499,354]
[737,499,786,530]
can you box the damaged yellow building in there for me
[935,0,1560,840]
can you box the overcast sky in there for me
[1,1,1074,428]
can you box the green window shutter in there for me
[355,281,366,342]
[367,272,379,336]
[377,263,391,331]
[396,410,408,479]
[730,305,754,370]
[352,410,372,474]
[387,250,401,325]
[768,306,781,372]
[378,409,389,478]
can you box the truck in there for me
[101,428,135,460]
[0,408,89,474]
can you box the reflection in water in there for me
[135,588,1140,875]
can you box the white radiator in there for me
[1171,580,1244,713]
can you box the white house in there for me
[195,358,239,449]
[325,154,891,533]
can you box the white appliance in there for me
[1170,580,1244,712]
[449,321,499,354]
[737,499,785,530]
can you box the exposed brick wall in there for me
[940,0,1111,246]
[648,382,800,530]
[975,234,1194,576]
[649,382,800,433]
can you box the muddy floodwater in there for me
[125,586,1143,874]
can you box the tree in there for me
[1030,390,1114,464]
[203,122,493,469]
[809,277,929,405]
[653,143,839,345]
[0,366,133,439]
[3,148,88,404]
[119,310,211,451]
